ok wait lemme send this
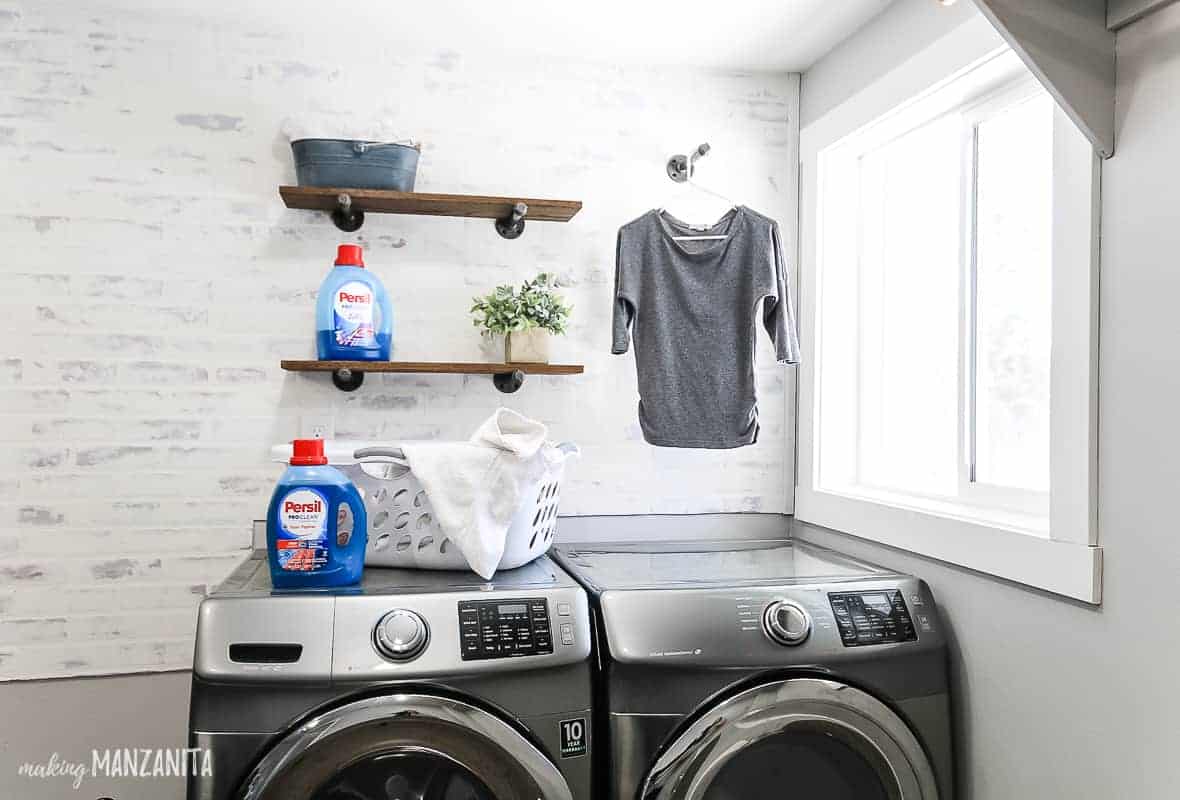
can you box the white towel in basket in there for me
[399,408,563,579]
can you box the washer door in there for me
[641,678,939,800]
[240,693,572,800]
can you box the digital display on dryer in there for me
[829,590,917,647]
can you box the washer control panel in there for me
[829,590,917,647]
[458,598,553,660]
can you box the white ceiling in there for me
[101,0,895,72]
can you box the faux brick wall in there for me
[0,1,799,678]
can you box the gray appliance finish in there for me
[188,551,593,800]
[553,538,954,800]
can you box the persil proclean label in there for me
[333,280,376,347]
[276,487,329,572]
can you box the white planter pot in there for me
[506,329,550,363]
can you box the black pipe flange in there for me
[331,193,365,232]
[494,202,528,239]
[331,368,365,392]
[492,369,526,393]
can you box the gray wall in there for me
[796,2,1180,797]
[800,0,979,128]
[0,672,190,799]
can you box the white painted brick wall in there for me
[0,1,799,678]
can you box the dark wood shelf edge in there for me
[281,360,585,376]
[278,186,583,222]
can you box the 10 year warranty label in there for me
[559,717,587,758]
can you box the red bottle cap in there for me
[335,244,365,267]
[290,439,328,466]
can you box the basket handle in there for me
[354,442,576,464]
[353,446,409,465]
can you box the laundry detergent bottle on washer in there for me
[316,244,393,361]
[266,439,367,589]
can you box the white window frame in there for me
[796,28,1102,604]
[958,77,1053,520]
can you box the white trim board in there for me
[797,491,1101,603]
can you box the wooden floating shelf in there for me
[281,360,585,394]
[279,186,582,238]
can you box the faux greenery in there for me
[471,273,571,336]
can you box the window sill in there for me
[795,488,1102,604]
[818,484,1048,537]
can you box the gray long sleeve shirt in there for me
[612,207,800,449]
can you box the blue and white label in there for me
[333,280,376,347]
[276,487,329,572]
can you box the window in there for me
[816,67,1052,531]
[798,47,1101,602]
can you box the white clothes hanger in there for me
[661,143,739,241]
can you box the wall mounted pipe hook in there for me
[667,143,711,183]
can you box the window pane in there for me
[973,92,1053,492]
[855,115,962,497]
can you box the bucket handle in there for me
[352,139,420,154]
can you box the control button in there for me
[559,623,575,646]
[374,609,429,661]
[763,600,811,646]
[557,601,572,617]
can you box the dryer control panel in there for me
[458,598,553,660]
[829,590,917,647]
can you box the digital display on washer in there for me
[829,590,917,647]
[458,598,552,660]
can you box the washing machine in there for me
[552,538,953,800]
[187,551,593,800]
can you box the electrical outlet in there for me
[300,415,335,440]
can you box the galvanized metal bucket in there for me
[291,138,420,191]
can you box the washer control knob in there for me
[763,600,811,646]
[374,609,428,661]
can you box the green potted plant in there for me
[471,273,571,363]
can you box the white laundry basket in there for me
[342,443,577,571]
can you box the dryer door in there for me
[641,678,939,800]
[240,693,572,800]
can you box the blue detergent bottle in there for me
[266,439,367,589]
[316,243,393,360]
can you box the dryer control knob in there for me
[763,600,811,646]
[374,609,428,661]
